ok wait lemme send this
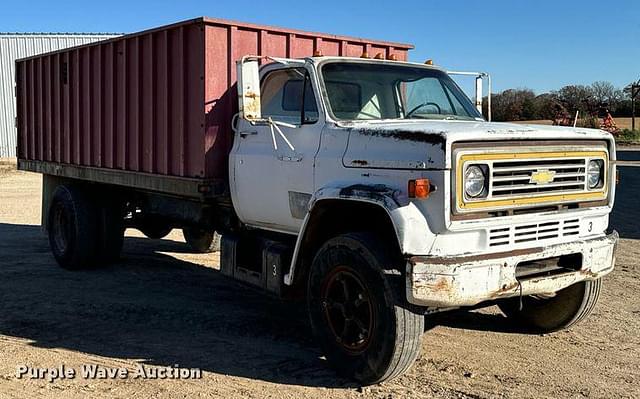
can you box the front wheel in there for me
[307,233,424,384]
[498,279,602,333]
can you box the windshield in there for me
[321,62,482,121]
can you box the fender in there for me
[284,183,437,285]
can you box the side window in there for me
[325,81,362,119]
[261,68,318,124]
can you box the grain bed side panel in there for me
[16,20,206,179]
[16,17,412,185]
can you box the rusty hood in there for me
[340,120,615,170]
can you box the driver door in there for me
[230,66,321,233]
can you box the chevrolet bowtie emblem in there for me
[530,169,556,185]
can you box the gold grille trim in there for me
[455,150,608,212]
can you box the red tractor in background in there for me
[598,106,619,133]
[551,99,619,134]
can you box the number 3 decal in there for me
[588,222,593,232]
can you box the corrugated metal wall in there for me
[0,34,119,157]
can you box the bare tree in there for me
[591,81,623,107]
[488,82,628,122]
[532,93,563,121]
[554,85,594,113]
[491,89,536,121]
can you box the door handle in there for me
[239,130,257,138]
[277,154,303,162]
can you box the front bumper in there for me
[406,231,618,307]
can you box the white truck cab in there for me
[231,55,617,382]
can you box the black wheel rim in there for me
[51,202,71,254]
[320,266,374,354]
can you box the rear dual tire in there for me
[48,185,124,270]
[139,220,173,240]
[182,228,221,253]
[308,233,424,385]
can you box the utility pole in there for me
[625,80,640,131]
[633,84,639,131]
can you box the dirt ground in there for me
[0,165,639,399]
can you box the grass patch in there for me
[617,129,640,145]
[0,158,17,175]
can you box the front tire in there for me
[307,233,424,384]
[498,279,602,333]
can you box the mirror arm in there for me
[268,117,296,151]
[301,72,309,125]
[301,75,307,125]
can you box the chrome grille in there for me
[489,219,581,247]
[491,158,586,197]
[455,146,609,213]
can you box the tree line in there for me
[483,81,634,122]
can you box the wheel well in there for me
[291,199,402,293]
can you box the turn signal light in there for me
[408,179,433,199]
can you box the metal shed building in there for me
[1,33,119,157]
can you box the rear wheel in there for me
[498,279,602,333]
[48,185,98,270]
[182,228,221,253]
[139,219,172,239]
[307,233,424,384]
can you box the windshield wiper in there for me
[442,115,475,121]
[404,114,433,120]
[404,114,474,121]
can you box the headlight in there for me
[464,165,487,198]
[587,160,604,189]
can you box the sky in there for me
[1,0,638,94]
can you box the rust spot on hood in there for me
[347,128,447,150]
[350,159,369,166]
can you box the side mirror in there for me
[475,73,492,121]
[475,76,483,114]
[236,57,261,120]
